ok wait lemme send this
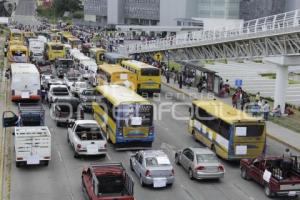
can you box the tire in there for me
[241,167,250,180]
[130,160,134,171]
[56,121,60,127]
[67,134,70,144]
[175,154,180,165]
[74,151,79,158]
[139,175,145,187]
[16,162,21,168]
[44,160,49,166]
[211,144,216,152]
[264,184,274,198]
[188,169,194,180]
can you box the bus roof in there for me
[67,36,81,41]
[104,52,128,60]
[10,29,22,33]
[96,85,149,106]
[47,42,64,46]
[192,99,261,124]
[11,63,39,74]
[9,44,28,51]
[90,47,106,53]
[122,60,158,69]
[99,64,132,74]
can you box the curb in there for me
[162,82,300,153]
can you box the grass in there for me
[167,61,181,71]
[260,73,300,84]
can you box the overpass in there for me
[124,9,300,112]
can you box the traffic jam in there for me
[2,25,300,200]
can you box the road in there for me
[7,85,299,200]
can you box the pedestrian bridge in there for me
[125,9,300,60]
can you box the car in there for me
[70,81,88,97]
[79,89,97,112]
[175,147,225,180]
[46,78,65,91]
[129,150,174,188]
[41,74,54,89]
[51,96,83,126]
[67,120,107,158]
[64,70,82,89]
[47,84,70,104]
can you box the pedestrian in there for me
[232,93,238,108]
[197,80,203,93]
[262,101,270,121]
[179,73,183,89]
[166,70,170,83]
[255,92,261,101]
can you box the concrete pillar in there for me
[274,64,288,113]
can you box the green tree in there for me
[53,0,82,17]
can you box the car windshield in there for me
[83,90,95,95]
[53,87,68,95]
[196,154,218,163]
[145,156,171,167]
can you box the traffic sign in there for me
[153,52,163,62]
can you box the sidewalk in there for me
[162,78,300,152]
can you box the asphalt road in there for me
[8,85,299,200]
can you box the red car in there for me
[82,163,134,200]
[240,155,300,197]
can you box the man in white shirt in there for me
[262,101,270,121]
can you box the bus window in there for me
[141,68,160,76]
[51,45,64,51]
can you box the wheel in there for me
[16,162,21,168]
[130,160,134,171]
[67,134,70,144]
[241,167,250,180]
[211,144,216,152]
[74,151,79,158]
[56,121,60,127]
[175,154,180,165]
[264,184,274,198]
[106,127,111,143]
[44,160,49,166]
[139,175,145,187]
[188,169,194,180]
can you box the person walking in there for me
[179,73,183,89]
[262,101,270,121]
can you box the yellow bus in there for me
[9,29,23,41]
[121,60,161,94]
[92,85,154,146]
[23,31,36,39]
[188,99,266,160]
[103,52,129,65]
[97,64,137,91]
[60,32,81,48]
[7,44,29,66]
[49,34,61,43]
[89,48,106,65]
[44,42,66,61]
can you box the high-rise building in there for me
[285,0,300,12]
[84,0,240,26]
[239,0,285,21]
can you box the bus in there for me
[7,44,29,66]
[121,60,161,94]
[44,42,66,61]
[188,99,266,160]
[89,48,106,65]
[10,63,41,102]
[92,85,154,147]
[103,52,129,64]
[97,64,137,91]
[9,29,23,41]
[60,32,81,48]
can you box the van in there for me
[10,63,41,102]
[79,60,98,80]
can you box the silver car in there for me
[130,150,175,188]
[175,147,225,180]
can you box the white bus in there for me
[11,63,41,102]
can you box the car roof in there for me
[75,120,98,125]
[188,147,214,155]
[141,150,167,158]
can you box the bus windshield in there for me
[12,51,27,62]
[51,45,64,51]
[141,68,160,76]
[117,104,153,127]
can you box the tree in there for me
[53,0,82,17]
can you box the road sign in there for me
[153,52,163,62]
[235,79,243,87]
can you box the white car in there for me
[70,81,88,97]
[67,120,107,158]
[47,84,70,104]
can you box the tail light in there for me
[145,170,151,177]
[196,166,205,171]
[104,143,107,149]
[16,157,23,160]
[12,90,15,96]
[44,156,50,159]
[218,165,224,172]
[77,144,82,149]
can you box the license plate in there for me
[288,191,296,196]
[26,155,40,165]
[21,92,30,99]
[87,145,98,154]
[153,178,167,188]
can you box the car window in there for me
[145,156,171,167]
[196,154,218,163]
[183,149,193,161]
[138,155,143,165]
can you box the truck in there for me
[81,163,134,200]
[2,103,45,127]
[14,126,51,167]
[240,155,300,197]
[28,38,45,62]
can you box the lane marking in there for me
[57,151,63,162]
[106,153,112,161]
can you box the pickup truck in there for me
[81,163,134,200]
[67,120,106,158]
[14,126,51,167]
[2,103,45,127]
[47,84,70,105]
[240,156,300,197]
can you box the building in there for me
[84,0,240,27]
[239,0,285,21]
[285,0,300,12]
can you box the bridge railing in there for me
[125,9,300,54]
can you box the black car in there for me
[55,58,74,78]
[79,89,97,112]
[51,96,84,127]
